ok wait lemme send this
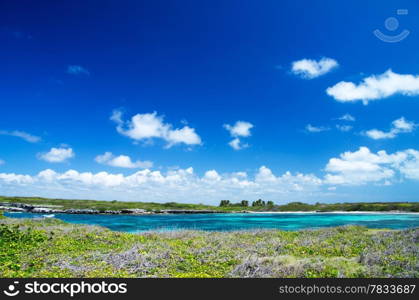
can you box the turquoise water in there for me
[5,212,419,232]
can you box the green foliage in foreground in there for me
[1,196,419,212]
[0,217,417,278]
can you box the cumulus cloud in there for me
[228,138,248,150]
[398,150,419,180]
[0,166,323,204]
[324,146,419,185]
[224,121,253,137]
[38,147,74,163]
[95,152,153,169]
[67,65,90,76]
[0,130,41,143]
[326,70,419,104]
[291,57,338,79]
[364,117,416,140]
[337,114,356,122]
[3,147,419,202]
[305,124,330,133]
[203,170,221,181]
[111,110,202,148]
[0,173,34,184]
[224,121,253,150]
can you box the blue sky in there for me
[1,0,419,204]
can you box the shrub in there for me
[252,199,266,207]
[240,200,249,207]
[0,224,47,276]
[219,200,231,207]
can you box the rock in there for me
[0,202,226,215]
[0,202,34,210]
[64,209,100,214]
[0,202,63,210]
[159,209,220,214]
[31,207,55,213]
[104,210,122,214]
[120,208,147,214]
[0,206,26,212]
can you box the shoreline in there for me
[1,200,418,216]
[248,210,419,215]
[2,204,419,216]
[2,196,419,215]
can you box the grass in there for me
[0,213,417,278]
[1,195,419,212]
[0,196,222,212]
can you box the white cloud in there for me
[364,129,394,140]
[166,126,202,147]
[337,114,356,122]
[3,147,419,203]
[224,121,253,150]
[38,147,74,163]
[110,109,123,124]
[228,138,248,150]
[393,117,416,131]
[336,125,353,132]
[398,149,419,180]
[291,57,338,79]
[324,146,419,185]
[0,130,41,143]
[111,110,202,148]
[0,173,34,184]
[203,170,221,181]
[95,152,153,169]
[326,70,419,104]
[364,117,416,140]
[223,121,253,137]
[0,166,323,204]
[67,65,90,76]
[305,124,330,133]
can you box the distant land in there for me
[0,196,418,214]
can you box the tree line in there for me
[219,199,274,207]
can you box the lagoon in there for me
[5,212,419,232]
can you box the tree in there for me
[252,199,266,207]
[267,201,274,207]
[240,200,249,207]
[219,200,231,207]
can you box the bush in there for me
[219,200,231,207]
[0,217,417,278]
[240,200,249,207]
[252,199,266,207]
[0,224,47,276]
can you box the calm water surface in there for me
[5,212,419,232]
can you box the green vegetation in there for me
[0,196,222,212]
[0,215,417,278]
[1,196,418,212]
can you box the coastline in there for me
[2,202,419,216]
[248,210,419,215]
[1,198,418,215]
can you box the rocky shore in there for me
[0,202,231,215]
